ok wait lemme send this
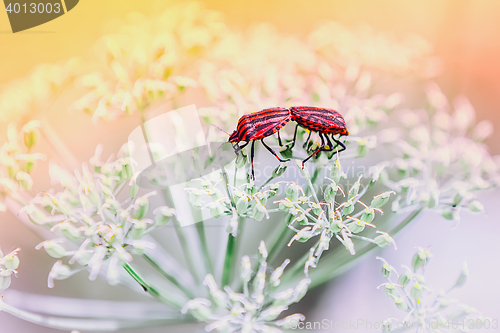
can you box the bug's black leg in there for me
[261,138,290,162]
[332,137,347,153]
[277,131,283,147]
[250,140,256,180]
[301,133,325,168]
[322,134,335,152]
[288,123,299,150]
[302,130,312,149]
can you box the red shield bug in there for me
[289,106,349,168]
[228,107,291,180]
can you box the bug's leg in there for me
[322,134,335,152]
[277,131,283,147]
[250,140,256,180]
[301,133,325,168]
[261,138,290,162]
[303,130,312,149]
[331,136,347,153]
[288,123,299,150]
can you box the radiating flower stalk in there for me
[378,249,489,332]
[0,1,499,332]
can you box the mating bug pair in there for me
[228,106,349,180]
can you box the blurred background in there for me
[1,0,499,332]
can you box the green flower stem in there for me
[222,233,237,287]
[123,263,184,310]
[221,217,244,287]
[143,254,196,299]
[258,173,277,192]
[280,206,424,289]
[267,213,294,264]
[195,220,215,275]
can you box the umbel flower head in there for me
[26,145,175,287]
[182,241,308,332]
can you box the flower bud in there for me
[236,196,249,214]
[129,183,139,198]
[22,120,40,149]
[260,306,288,321]
[240,255,252,282]
[330,160,343,184]
[276,314,305,329]
[153,206,175,226]
[384,283,398,298]
[252,203,266,221]
[347,221,365,234]
[454,262,469,288]
[412,248,431,272]
[37,240,66,259]
[374,232,396,249]
[348,180,361,200]
[371,191,394,208]
[324,184,337,203]
[188,189,203,207]
[309,202,322,215]
[48,261,72,288]
[382,264,392,279]
[181,298,212,321]
[357,139,370,157]
[360,208,375,223]
[467,200,484,213]
[286,183,301,201]
[3,253,20,270]
[398,273,411,287]
[293,278,311,303]
[268,183,280,197]
[395,297,408,311]
[280,146,293,159]
[25,204,46,225]
[16,171,33,191]
[235,152,247,168]
[411,282,423,300]
[130,219,151,239]
[442,207,459,220]
[342,199,355,216]
[0,275,12,290]
[133,197,150,219]
[272,164,287,178]
[258,241,268,260]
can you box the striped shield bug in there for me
[228,107,291,180]
[289,106,349,168]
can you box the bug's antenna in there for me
[210,124,230,136]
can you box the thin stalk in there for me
[123,263,184,309]
[195,220,214,275]
[222,233,237,287]
[0,299,181,331]
[143,254,196,299]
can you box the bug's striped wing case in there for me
[290,106,348,135]
[229,107,291,142]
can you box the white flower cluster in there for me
[378,249,489,332]
[23,145,175,287]
[182,241,309,333]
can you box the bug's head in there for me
[228,130,239,143]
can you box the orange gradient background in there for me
[1,0,500,153]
